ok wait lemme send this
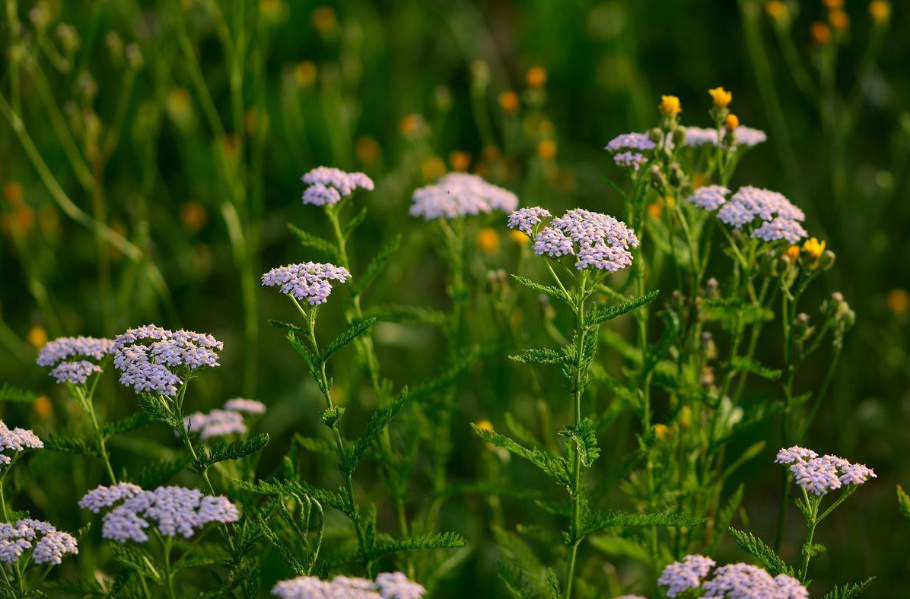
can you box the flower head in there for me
[614,151,648,171]
[702,563,807,599]
[271,572,425,599]
[685,185,730,211]
[508,207,551,235]
[409,173,518,221]
[375,572,426,599]
[751,217,808,244]
[716,186,806,243]
[530,209,639,272]
[0,520,77,566]
[659,554,716,597]
[37,336,114,367]
[262,262,351,306]
[49,360,102,385]
[802,237,826,259]
[80,485,240,543]
[223,398,267,414]
[605,132,657,153]
[776,446,876,495]
[709,87,732,108]
[113,326,224,397]
[659,95,682,116]
[0,422,43,457]
[184,409,248,440]
[725,114,740,133]
[301,166,374,206]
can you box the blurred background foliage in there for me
[0,0,908,596]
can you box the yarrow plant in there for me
[271,572,425,599]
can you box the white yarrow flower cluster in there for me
[0,519,78,566]
[410,173,518,220]
[272,572,426,599]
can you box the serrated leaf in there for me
[100,412,153,438]
[195,434,269,470]
[558,419,600,468]
[580,509,706,537]
[0,383,40,403]
[729,356,781,381]
[585,290,660,328]
[293,434,337,456]
[472,425,570,487]
[410,347,478,404]
[235,479,349,514]
[899,485,910,523]
[348,388,409,473]
[130,456,192,489]
[288,224,338,258]
[351,234,401,295]
[820,578,875,599]
[42,434,100,457]
[497,563,545,599]
[320,318,377,363]
[510,347,569,365]
[257,520,306,574]
[728,528,794,576]
[511,274,571,305]
[370,532,466,559]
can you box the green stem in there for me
[565,277,588,599]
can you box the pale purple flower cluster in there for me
[532,209,639,272]
[701,564,807,599]
[682,126,767,149]
[409,173,519,220]
[776,446,876,495]
[614,151,648,171]
[507,207,551,235]
[659,554,716,597]
[0,519,77,566]
[185,408,247,440]
[80,484,240,543]
[605,132,656,153]
[223,398,267,414]
[685,185,730,211]
[0,422,43,458]
[113,326,223,397]
[36,336,114,367]
[717,187,807,244]
[261,262,351,306]
[49,360,102,385]
[272,572,425,599]
[613,596,649,599]
[302,166,374,206]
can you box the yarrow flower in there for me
[113,325,224,397]
[261,262,351,306]
[507,207,551,235]
[80,484,240,543]
[776,446,876,495]
[271,572,425,599]
[302,166,374,206]
[682,126,767,149]
[716,186,807,244]
[659,554,716,597]
[523,208,639,272]
[614,151,648,171]
[223,398,267,414]
[0,422,43,463]
[701,563,807,599]
[685,185,730,211]
[184,408,247,440]
[36,336,114,367]
[49,360,102,385]
[0,519,78,566]
[605,132,656,153]
[409,173,518,220]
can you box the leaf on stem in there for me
[728,527,795,576]
[580,509,706,537]
[585,290,660,329]
[819,578,875,599]
[288,224,338,259]
[511,274,571,306]
[351,234,401,295]
[320,317,378,363]
[195,434,270,470]
[346,388,410,474]
[471,424,570,487]
[0,383,40,403]
[370,532,466,559]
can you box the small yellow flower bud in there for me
[510,230,530,246]
[537,139,557,161]
[477,420,494,432]
[654,424,670,440]
[647,203,663,219]
[310,6,337,35]
[811,22,832,44]
[28,326,47,349]
[659,95,682,116]
[709,87,733,108]
[801,237,826,259]
[765,1,788,19]
[499,91,520,113]
[869,1,891,23]
[785,245,800,262]
[886,288,910,315]
[526,66,547,89]
[477,228,500,254]
[725,113,740,133]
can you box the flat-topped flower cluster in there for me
[302,166,375,206]
[184,398,266,440]
[0,421,43,468]
[37,335,115,385]
[509,207,639,272]
[262,262,351,306]
[776,446,876,495]
[685,185,808,244]
[658,555,807,599]
[410,173,518,220]
[0,519,78,566]
[272,572,425,599]
[112,325,224,397]
[79,483,240,543]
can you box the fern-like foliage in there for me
[130,456,192,489]
[42,434,101,457]
[580,509,706,537]
[558,419,600,468]
[370,532,466,559]
[728,527,795,576]
[235,479,349,514]
[351,234,401,295]
[820,578,875,599]
[471,424,570,487]
[511,274,571,306]
[584,289,659,329]
[288,224,338,259]
[320,318,378,363]
[195,434,269,470]
[0,383,39,403]
[510,347,570,366]
[100,412,153,438]
[345,388,409,474]
[728,356,782,381]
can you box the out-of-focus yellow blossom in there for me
[294,61,317,86]
[28,326,47,349]
[499,91,520,113]
[802,237,826,259]
[647,203,663,219]
[477,420,494,432]
[510,230,530,246]
[34,396,53,418]
[829,9,850,30]
[449,151,471,172]
[811,22,832,44]
[766,1,788,19]
[654,424,670,439]
[725,113,740,132]
[421,156,446,182]
[886,289,909,314]
[526,66,547,89]
[659,95,682,116]
[823,0,844,9]
[180,202,207,232]
[355,136,381,165]
[477,228,500,254]
[537,139,557,161]
[869,1,891,23]
[311,6,337,34]
[709,87,732,108]
[400,113,426,139]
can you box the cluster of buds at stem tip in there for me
[776,237,835,277]
[793,312,815,343]
[708,86,733,125]
[821,292,856,332]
